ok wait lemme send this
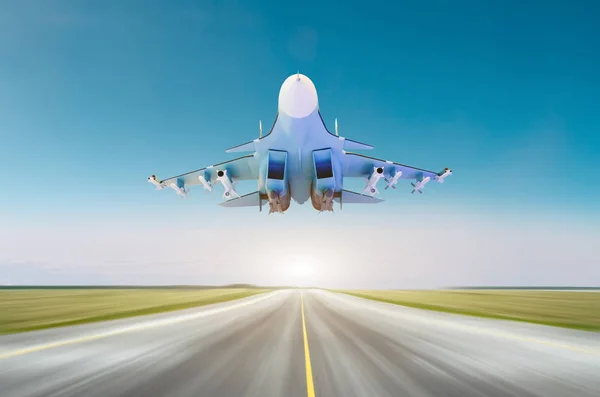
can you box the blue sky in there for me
[1,1,599,286]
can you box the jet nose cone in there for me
[278,73,318,119]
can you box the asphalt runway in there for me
[1,290,599,397]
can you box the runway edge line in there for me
[301,292,316,397]
[0,291,278,360]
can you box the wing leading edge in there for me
[342,152,452,192]
[149,154,259,198]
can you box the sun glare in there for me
[285,256,317,285]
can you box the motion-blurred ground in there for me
[2,288,599,336]
[340,289,600,331]
[0,287,268,335]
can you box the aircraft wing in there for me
[342,152,445,181]
[155,154,258,188]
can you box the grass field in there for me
[340,290,600,332]
[0,288,269,335]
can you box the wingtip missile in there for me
[148,175,165,190]
[435,168,453,183]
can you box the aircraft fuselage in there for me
[150,73,451,213]
[250,74,346,205]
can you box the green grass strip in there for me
[0,288,268,335]
[340,290,600,332]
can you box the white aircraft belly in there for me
[254,110,344,205]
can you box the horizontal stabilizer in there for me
[343,138,374,150]
[226,141,256,153]
[219,191,268,210]
[334,189,384,204]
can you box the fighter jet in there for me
[148,73,452,214]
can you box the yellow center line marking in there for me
[301,291,316,397]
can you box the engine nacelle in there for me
[262,150,290,214]
[267,190,291,214]
[311,187,335,212]
[311,149,339,212]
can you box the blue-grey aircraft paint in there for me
[148,73,452,213]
